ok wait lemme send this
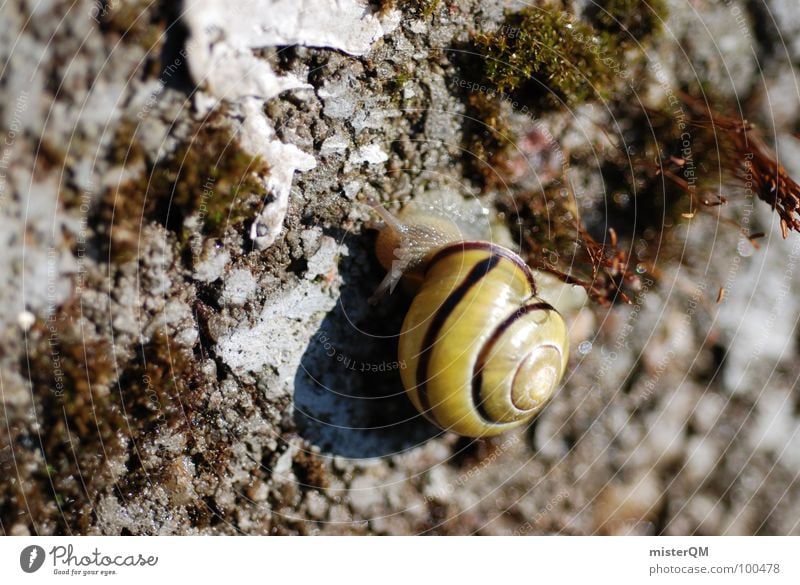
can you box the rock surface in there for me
[1,0,799,535]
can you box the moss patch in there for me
[96,0,177,79]
[13,302,201,533]
[461,92,514,188]
[475,7,622,110]
[95,111,269,262]
[378,0,440,18]
[156,117,269,237]
[98,0,168,50]
[458,2,669,189]
[585,0,669,43]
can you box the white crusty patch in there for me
[185,39,311,103]
[348,143,389,166]
[184,0,399,248]
[236,100,317,248]
[217,280,337,381]
[184,0,400,57]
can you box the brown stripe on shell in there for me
[471,301,556,424]
[426,242,537,296]
[415,254,502,428]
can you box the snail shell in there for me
[372,201,569,437]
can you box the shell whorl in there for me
[398,241,569,437]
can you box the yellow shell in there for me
[397,242,569,437]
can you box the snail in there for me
[369,198,569,437]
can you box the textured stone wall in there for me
[1,0,799,535]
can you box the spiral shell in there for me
[398,241,569,437]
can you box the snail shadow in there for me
[293,240,439,459]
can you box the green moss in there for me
[157,117,269,237]
[459,2,669,192]
[586,0,669,44]
[391,66,412,98]
[417,0,440,18]
[461,92,513,188]
[471,1,669,112]
[96,112,269,262]
[379,0,440,18]
[459,5,632,186]
[475,7,622,109]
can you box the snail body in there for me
[372,200,569,437]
